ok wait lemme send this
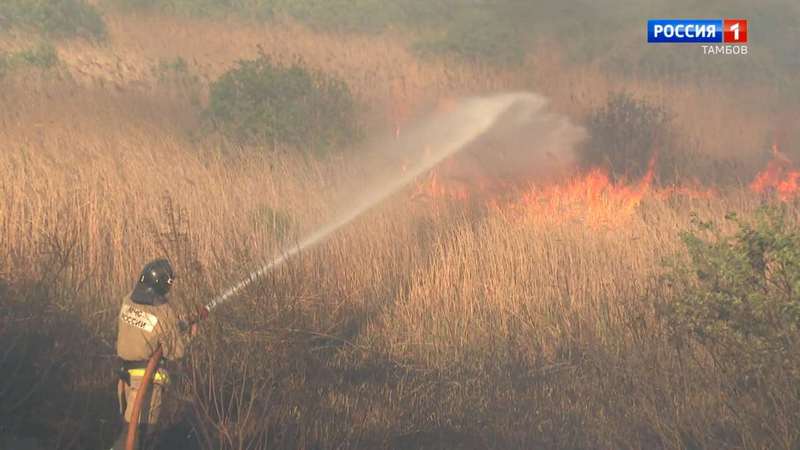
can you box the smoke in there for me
[450,94,587,187]
[346,92,586,195]
[207,92,585,310]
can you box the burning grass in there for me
[2,13,800,449]
[750,144,800,201]
[412,153,729,230]
[3,84,798,448]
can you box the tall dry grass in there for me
[2,12,799,450]
[38,11,785,159]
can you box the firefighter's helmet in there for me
[131,259,175,305]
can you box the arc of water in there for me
[204,93,538,312]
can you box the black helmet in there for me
[131,259,175,305]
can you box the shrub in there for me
[155,55,190,77]
[0,0,106,39]
[13,42,60,69]
[667,206,800,378]
[581,92,676,181]
[153,56,200,88]
[0,42,60,77]
[662,206,800,447]
[207,55,359,152]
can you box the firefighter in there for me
[110,259,205,449]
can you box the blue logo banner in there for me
[647,19,723,43]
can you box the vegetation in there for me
[412,9,526,65]
[103,0,534,64]
[659,207,800,447]
[153,56,192,81]
[2,3,799,449]
[2,78,799,448]
[106,0,266,19]
[582,92,674,181]
[207,55,359,152]
[13,42,60,69]
[100,0,800,94]
[0,0,106,39]
[670,207,800,378]
[0,42,60,78]
[151,56,203,106]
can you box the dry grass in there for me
[6,11,780,156]
[1,11,799,450]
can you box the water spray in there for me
[203,93,557,313]
[128,93,577,449]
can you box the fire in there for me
[411,169,470,202]
[411,154,713,227]
[411,142,796,227]
[750,144,800,201]
[511,159,655,227]
[412,156,663,227]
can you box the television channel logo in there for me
[647,19,748,55]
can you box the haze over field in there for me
[1,1,799,449]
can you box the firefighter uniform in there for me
[110,258,196,450]
[116,292,189,425]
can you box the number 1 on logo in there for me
[724,19,747,43]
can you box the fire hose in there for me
[125,344,163,450]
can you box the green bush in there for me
[0,0,106,39]
[152,56,200,87]
[0,42,60,78]
[14,42,60,69]
[667,206,800,378]
[207,55,359,152]
[155,55,189,74]
[581,92,676,181]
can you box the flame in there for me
[750,144,800,201]
[411,156,660,226]
[410,143,796,227]
[411,153,718,227]
[511,159,655,227]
